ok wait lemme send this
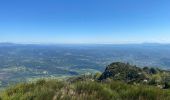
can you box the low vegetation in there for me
[1,79,170,100]
[1,62,170,100]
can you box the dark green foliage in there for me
[149,68,158,74]
[164,82,170,89]
[99,62,170,86]
[99,62,147,83]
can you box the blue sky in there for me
[0,0,170,44]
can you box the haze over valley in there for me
[1,43,170,88]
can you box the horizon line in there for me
[1,42,170,45]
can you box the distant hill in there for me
[0,43,17,46]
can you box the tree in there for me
[149,68,158,74]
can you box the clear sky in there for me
[0,0,170,44]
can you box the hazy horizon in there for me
[1,42,170,45]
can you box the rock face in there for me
[99,62,147,83]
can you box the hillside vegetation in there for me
[99,62,170,88]
[1,62,170,100]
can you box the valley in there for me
[1,43,170,88]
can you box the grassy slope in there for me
[1,62,170,100]
[0,79,170,100]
